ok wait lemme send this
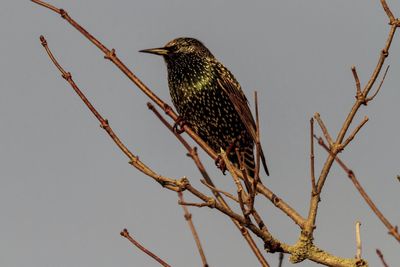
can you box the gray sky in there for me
[1,1,399,266]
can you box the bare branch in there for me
[355,221,362,260]
[314,113,334,147]
[342,116,369,149]
[120,229,171,267]
[221,149,251,223]
[148,103,270,266]
[376,249,389,267]
[39,36,182,191]
[179,200,214,208]
[380,0,396,23]
[303,1,399,245]
[351,66,361,95]
[310,118,317,195]
[365,65,390,104]
[201,180,239,203]
[178,192,209,267]
[316,136,400,243]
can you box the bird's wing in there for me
[214,61,270,176]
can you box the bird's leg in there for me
[173,116,190,134]
[215,140,237,175]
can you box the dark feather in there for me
[215,61,269,176]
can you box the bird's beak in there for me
[139,47,169,56]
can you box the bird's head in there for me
[139,37,214,61]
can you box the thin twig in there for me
[355,221,362,260]
[315,135,400,243]
[310,118,317,195]
[179,200,214,208]
[201,180,239,203]
[351,66,361,95]
[120,229,171,267]
[342,116,369,149]
[365,65,390,104]
[376,249,389,267]
[380,0,396,23]
[314,113,333,147]
[178,192,209,267]
[221,149,251,223]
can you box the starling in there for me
[140,37,269,177]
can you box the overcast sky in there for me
[1,1,399,266]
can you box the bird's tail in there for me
[239,145,269,179]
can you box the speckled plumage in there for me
[140,37,269,177]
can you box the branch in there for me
[355,221,362,260]
[120,229,171,267]
[310,118,317,195]
[147,103,270,266]
[303,1,399,244]
[365,65,390,104]
[316,136,400,243]
[314,113,334,147]
[376,249,389,267]
[341,116,369,149]
[39,35,183,191]
[200,180,239,203]
[178,192,209,267]
[351,66,361,96]
[380,0,396,23]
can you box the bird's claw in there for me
[173,117,188,134]
[215,155,227,175]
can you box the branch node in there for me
[100,119,109,129]
[381,49,389,58]
[59,8,68,19]
[62,71,72,80]
[104,48,116,60]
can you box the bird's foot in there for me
[215,141,237,175]
[215,155,227,175]
[173,116,189,134]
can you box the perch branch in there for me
[147,103,270,266]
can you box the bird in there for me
[140,37,269,177]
